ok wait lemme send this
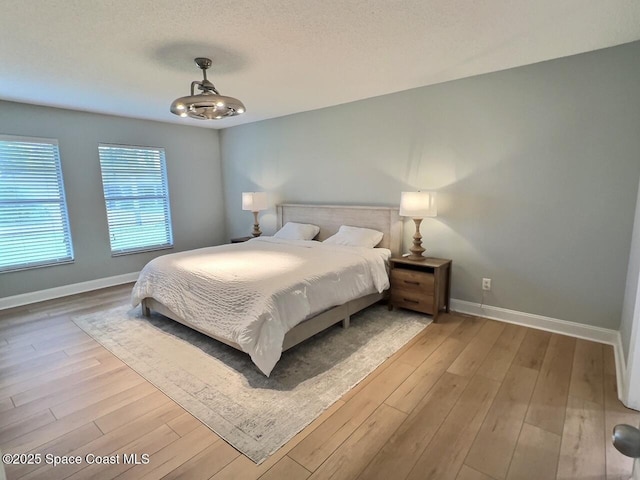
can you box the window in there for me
[98,144,173,255]
[0,135,74,272]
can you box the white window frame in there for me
[98,143,173,256]
[0,134,74,273]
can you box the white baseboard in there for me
[451,298,626,398]
[0,272,140,311]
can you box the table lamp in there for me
[242,192,268,237]
[399,191,437,261]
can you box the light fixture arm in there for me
[190,80,219,96]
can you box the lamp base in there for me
[407,218,426,261]
[251,211,262,237]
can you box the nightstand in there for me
[389,257,452,322]
[230,236,252,243]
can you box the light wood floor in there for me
[0,284,638,480]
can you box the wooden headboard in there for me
[276,204,402,257]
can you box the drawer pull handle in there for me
[403,280,420,285]
[403,298,419,304]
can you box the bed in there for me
[132,204,402,376]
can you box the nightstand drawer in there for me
[390,291,434,315]
[390,268,434,293]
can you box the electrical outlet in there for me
[482,278,491,291]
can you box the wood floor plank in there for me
[405,374,501,480]
[385,336,465,414]
[512,329,551,371]
[0,314,70,340]
[395,314,463,367]
[64,424,180,480]
[0,397,14,413]
[0,341,35,357]
[162,438,240,480]
[5,356,120,406]
[447,316,487,345]
[357,372,469,480]
[0,310,47,330]
[45,385,160,444]
[62,344,114,363]
[476,323,527,382]
[49,374,149,419]
[0,409,56,445]
[166,411,202,437]
[0,395,58,430]
[525,334,576,435]
[0,357,102,400]
[1,354,100,389]
[447,320,505,378]
[63,341,102,357]
[308,403,406,480]
[114,425,220,480]
[94,390,172,434]
[6,383,170,451]
[4,422,103,479]
[457,465,496,480]
[505,422,561,480]
[259,456,311,480]
[4,320,80,345]
[569,339,604,404]
[13,363,133,409]
[464,365,539,479]
[31,330,92,352]
[288,361,414,471]
[604,344,617,376]
[0,350,68,377]
[556,395,606,479]
[17,401,185,480]
[0,344,44,368]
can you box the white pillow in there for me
[323,225,384,248]
[273,222,320,241]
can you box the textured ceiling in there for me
[1,0,639,129]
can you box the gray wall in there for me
[621,178,640,359]
[0,101,224,298]
[221,41,640,330]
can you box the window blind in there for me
[0,135,74,272]
[98,144,173,255]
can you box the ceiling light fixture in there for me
[170,57,245,120]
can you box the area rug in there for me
[72,304,431,463]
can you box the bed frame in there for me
[142,203,402,352]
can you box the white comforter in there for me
[131,237,390,376]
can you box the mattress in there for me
[131,237,391,376]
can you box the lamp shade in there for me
[399,191,437,218]
[242,192,268,212]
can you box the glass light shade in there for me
[399,191,437,218]
[242,192,268,212]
